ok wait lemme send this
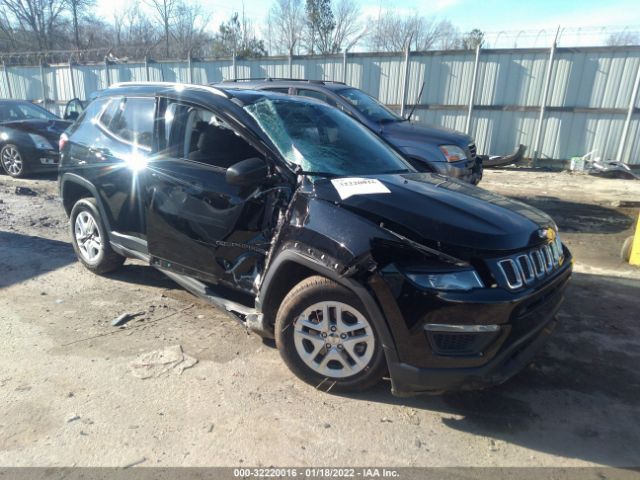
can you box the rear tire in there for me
[275,275,386,393]
[70,198,125,274]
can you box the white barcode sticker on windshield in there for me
[331,177,391,200]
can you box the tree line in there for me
[5,0,633,64]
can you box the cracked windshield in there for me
[244,98,412,177]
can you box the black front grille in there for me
[495,236,565,290]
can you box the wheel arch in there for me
[59,173,113,232]
[257,249,400,365]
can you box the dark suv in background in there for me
[216,78,482,184]
[59,82,571,396]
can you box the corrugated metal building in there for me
[2,45,639,164]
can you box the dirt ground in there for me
[0,169,639,467]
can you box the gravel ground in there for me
[0,169,639,467]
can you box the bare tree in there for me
[78,13,111,50]
[367,9,452,52]
[0,7,19,50]
[67,0,95,49]
[112,2,159,51]
[144,0,178,57]
[2,0,68,50]
[172,0,210,58]
[434,20,460,50]
[268,0,304,56]
[305,0,334,54]
[606,31,640,46]
[330,0,362,52]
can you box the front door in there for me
[144,98,276,293]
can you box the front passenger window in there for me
[165,104,261,169]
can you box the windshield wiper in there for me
[294,167,343,178]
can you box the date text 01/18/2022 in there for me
[233,467,400,478]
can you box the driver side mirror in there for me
[64,111,79,121]
[226,157,269,187]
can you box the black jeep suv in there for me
[215,79,482,184]
[59,82,572,396]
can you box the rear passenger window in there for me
[263,88,289,94]
[99,97,155,149]
[297,89,328,103]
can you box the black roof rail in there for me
[219,77,346,85]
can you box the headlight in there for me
[28,133,54,150]
[406,270,483,291]
[439,145,467,163]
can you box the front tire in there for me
[275,276,386,393]
[1,144,27,178]
[70,198,125,274]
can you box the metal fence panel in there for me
[409,52,476,106]
[550,50,640,108]
[476,50,549,106]
[2,46,639,163]
[467,110,540,156]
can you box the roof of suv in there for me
[214,78,350,92]
[97,81,304,106]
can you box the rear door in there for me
[66,95,156,239]
[144,97,277,292]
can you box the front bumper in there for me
[23,145,60,171]
[389,314,557,396]
[430,158,476,183]
[376,257,572,396]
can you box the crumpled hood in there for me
[312,173,556,252]
[1,119,71,143]
[380,121,471,149]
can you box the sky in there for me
[97,0,640,48]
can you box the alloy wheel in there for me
[293,301,375,378]
[74,210,102,262]
[1,146,24,176]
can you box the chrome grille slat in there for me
[529,250,545,279]
[497,259,523,289]
[517,255,535,284]
[495,241,564,290]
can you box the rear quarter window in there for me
[99,97,155,149]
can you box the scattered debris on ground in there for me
[128,345,198,379]
[111,311,145,327]
[14,186,38,196]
